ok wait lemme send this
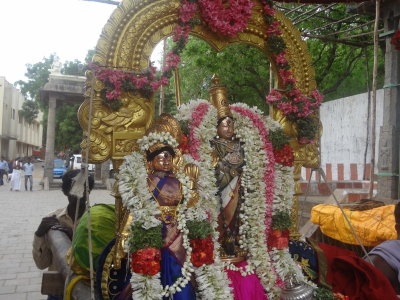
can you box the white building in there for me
[302,89,384,181]
[0,76,43,159]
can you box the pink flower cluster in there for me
[164,52,181,71]
[261,1,324,123]
[189,103,210,161]
[179,1,198,23]
[89,63,170,102]
[198,0,254,37]
[266,88,323,119]
[265,21,282,36]
[173,25,192,42]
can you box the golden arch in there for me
[78,0,318,166]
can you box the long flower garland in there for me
[176,100,302,298]
[119,149,233,299]
[261,0,324,143]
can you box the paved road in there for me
[0,164,114,300]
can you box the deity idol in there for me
[209,77,267,299]
[118,113,232,299]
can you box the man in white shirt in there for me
[23,158,34,191]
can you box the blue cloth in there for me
[368,240,400,284]
[161,248,196,300]
[289,240,319,282]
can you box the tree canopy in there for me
[15,52,93,152]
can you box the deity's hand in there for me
[35,215,60,237]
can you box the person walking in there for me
[23,158,34,191]
[9,165,22,191]
[0,157,9,186]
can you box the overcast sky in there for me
[0,0,118,84]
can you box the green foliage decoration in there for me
[269,128,290,150]
[186,220,213,240]
[129,222,163,253]
[296,116,319,141]
[314,287,335,300]
[271,211,292,230]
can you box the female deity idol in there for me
[118,113,232,299]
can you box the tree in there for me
[15,54,55,106]
[16,51,95,151]
[162,37,270,113]
[55,104,82,153]
[19,100,39,124]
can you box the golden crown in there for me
[209,75,233,120]
[141,113,182,154]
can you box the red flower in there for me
[190,235,214,267]
[130,248,161,276]
[273,144,294,167]
[390,30,400,50]
[268,228,289,250]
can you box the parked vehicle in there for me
[53,159,67,178]
[71,154,95,173]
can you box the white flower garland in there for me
[119,146,233,299]
[137,131,179,152]
[176,100,300,298]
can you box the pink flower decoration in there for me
[189,103,210,161]
[105,89,122,101]
[266,21,282,36]
[159,76,169,86]
[179,1,198,23]
[150,81,161,92]
[275,51,288,65]
[133,76,149,89]
[263,4,275,16]
[266,89,283,104]
[278,69,296,85]
[164,52,181,71]
[198,0,254,37]
[173,25,191,42]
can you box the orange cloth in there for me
[310,204,397,247]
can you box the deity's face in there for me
[151,151,173,172]
[217,117,235,140]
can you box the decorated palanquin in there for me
[74,0,325,299]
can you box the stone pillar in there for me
[377,1,400,200]
[44,95,57,185]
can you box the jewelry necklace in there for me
[147,177,183,224]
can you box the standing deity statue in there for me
[208,76,267,299]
